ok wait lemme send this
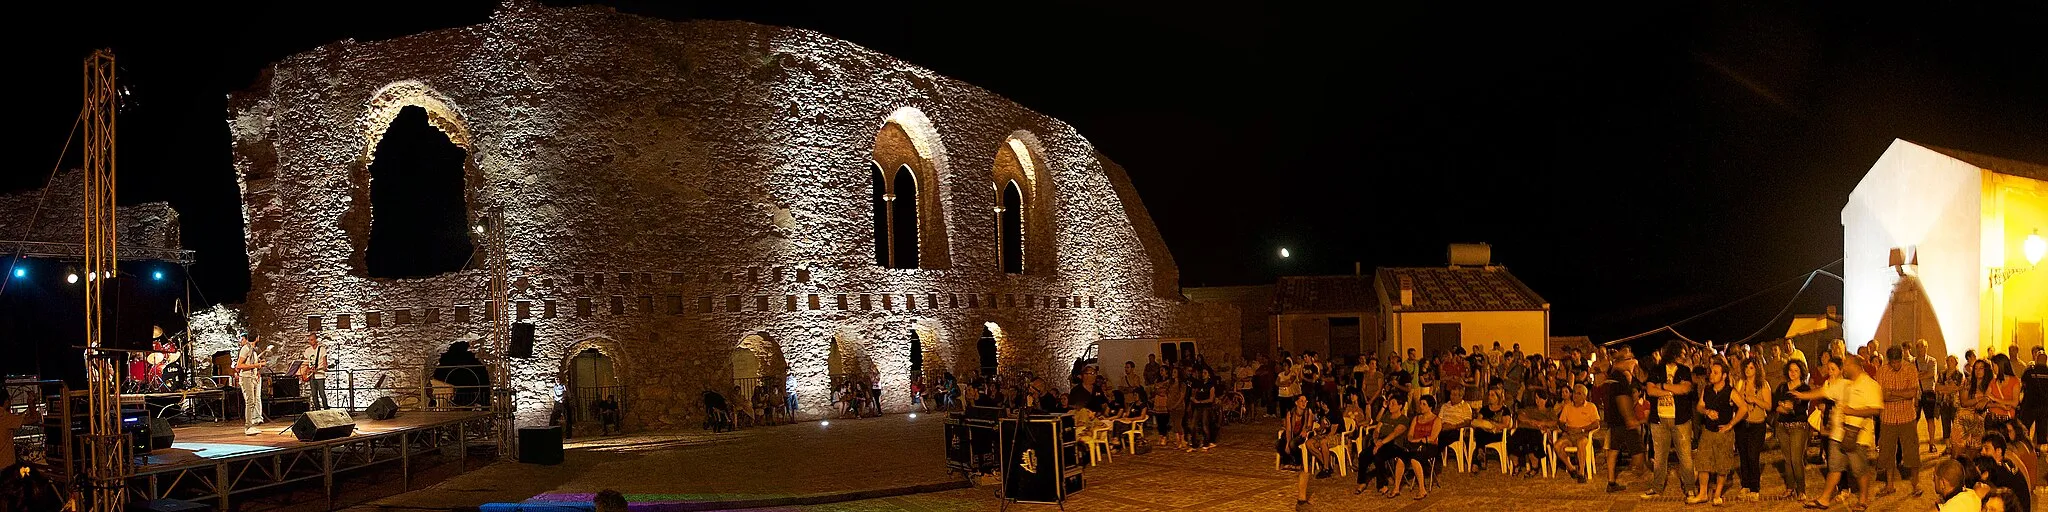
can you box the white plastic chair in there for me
[1121,420,1146,454]
[1081,422,1113,466]
[1450,427,1477,472]
[1480,419,1514,474]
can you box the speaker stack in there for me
[290,410,356,441]
[998,412,1083,504]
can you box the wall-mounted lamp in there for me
[1989,229,2046,286]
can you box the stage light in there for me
[86,272,96,282]
[11,267,22,279]
[153,270,164,281]
[820,420,830,427]
[67,273,79,284]
[908,413,918,419]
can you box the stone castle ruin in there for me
[230,1,1236,430]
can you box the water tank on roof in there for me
[1448,243,1492,267]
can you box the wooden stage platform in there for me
[128,410,500,510]
[138,411,489,471]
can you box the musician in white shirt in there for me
[233,333,268,435]
[300,334,330,410]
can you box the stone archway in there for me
[557,337,628,436]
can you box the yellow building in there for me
[1841,140,2048,358]
[1374,252,1551,361]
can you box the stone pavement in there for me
[759,417,1952,512]
[346,414,958,511]
[345,412,1952,512]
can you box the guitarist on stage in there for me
[299,334,330,410]
[234,333,270,435]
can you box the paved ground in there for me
[346,414,953,511]
[347,413,1952,512]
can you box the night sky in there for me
[11,1,2046,346]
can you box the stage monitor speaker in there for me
[509,322,535,358]
[291,409,355,441]
[366,396,400,420]
[518,426,563,464]
[148,417,175,450]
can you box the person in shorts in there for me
[1602,358,1646,493]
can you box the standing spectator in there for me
[1772,359,1814,500]
[1873,346,1925,498]
[1934,355,1963,453]
[1641,340,1699,500]
[1122,360,1143,391]
[1149,374,1180,447]
[1733,357,1771,500]
[1956,359,1996,455]
[1144,354,1162,386]
[1186,367,1220,451]
[1277,354,1301,419]
[1913,341,1941,448]
[1601,356,1645,493]
[1983,355,2021,434]
[2017,347,2047,447]
[1690,357,1744,505]
[1795,354,1882,511]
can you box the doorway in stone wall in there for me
[567,348,619,436]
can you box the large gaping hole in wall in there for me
[366,106,473,278]
[1000,181,1025,274]
[431,341,491,408]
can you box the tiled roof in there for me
[1376,266,1547,312]
[1913,142,2048,182]
[1183,285,1275,313]
[1273,275,1376,313]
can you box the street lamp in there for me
[1989,229,2046,286]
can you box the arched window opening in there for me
[1000,181,1025,274]
[366,105,473,278]
[890,165,920,269]
[871,163,889,267]
[908,330,923,382]
[431,341,490,409]
[977,326,999,378]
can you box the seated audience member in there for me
[1509,390,1558,477]
[593,489,628,512]
[1355,394,1412,498]
[1932,458,1979,512]
[1276,394,1311,470]
[1400,395,1442,500]
[1980,488,2020,512]
[1971,435,2032,512]
[1554,383,1602,482]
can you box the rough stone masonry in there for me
[229,0,1237,430]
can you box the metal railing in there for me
[328,364,495,413]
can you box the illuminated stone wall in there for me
[228,1,1234,429]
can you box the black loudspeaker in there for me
[518,426,563,464]
[130,498,212,512]
[509,322,535,358]
[290,409,355,441]
[148,417,175,450]
[999,413,1082,504]
[366,396,400,420]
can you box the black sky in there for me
[10,1,2046,346]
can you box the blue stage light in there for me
[11,267,23,278]
[153,270,165,281]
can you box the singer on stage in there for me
[234,333,268,435]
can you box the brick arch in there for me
[869,106,952,269]
[991,131,1058,275]
[343,80,486,278]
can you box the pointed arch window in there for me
[999,180,1025,273]
[890,165,920,268]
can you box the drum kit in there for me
[125,325,189,393]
